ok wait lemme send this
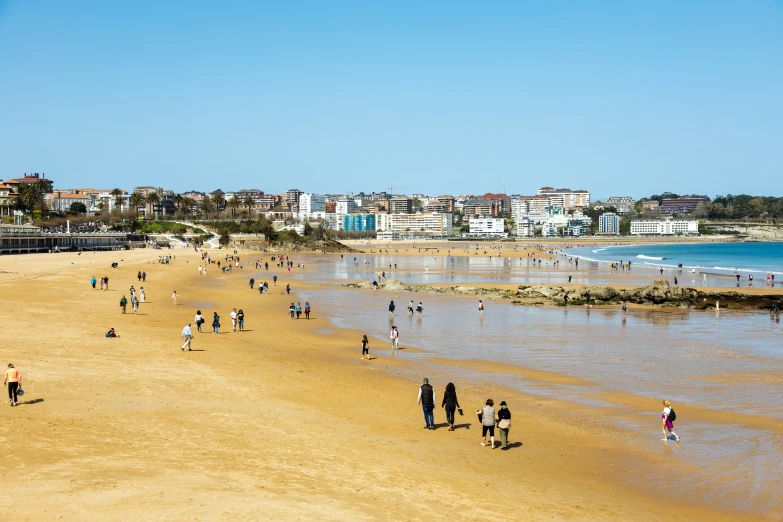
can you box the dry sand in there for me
[0,248,772,520]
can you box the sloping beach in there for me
[0,247,780,521]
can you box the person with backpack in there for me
[661,400,680,442]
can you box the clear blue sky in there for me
[1,1,781,199]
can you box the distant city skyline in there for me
[1,2,781,197]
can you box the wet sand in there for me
[0,248,779,520]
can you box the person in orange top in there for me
[4,363,21,407]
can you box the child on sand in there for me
[361,335,369,359]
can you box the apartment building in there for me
[376,212,452,237]
[463,199,499,217]
[299,194,326,215]
[468,217,506,237]
[537,187,590,210]
[605,196,635,214]
[388,196,413,214]
[630,218,698,235]
[599,212,620,234]
[343,213,376,232]
[659,197,709,215]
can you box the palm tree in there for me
[172,194,184,213]
[244,196,255,219]
[183,197,196,215]
[146,192,161,219]
[129,192,145,221]
[199,195,214,219]
[110,188,124,214]
[227,196,240,219]
[211,191,225,218]
[18,183,44,215]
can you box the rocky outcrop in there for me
[340,279,781,310]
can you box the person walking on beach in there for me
[5,364,21,407]
[181,322,193,351]
[497,401,512,449]
[142,271,146,282]
[390,326,399,349]
[131,295,139,315]
[139,287,145,303]
[361,335,370,360]
[100,277,104,290]
[237,309,245,331]
[304,302,311,319]
[388,300,396,319]
[442,382,461,431]
[104,276,109,291]
[212,312,221,334]
[478,300,484,315]
[289,303,295,319]
[286,283,291,295]
[230,308,238,331]
[249,277,255,290]
[119,295,128,314]
[273,275,278,286]
[195,310,205,332]
[137,271,142,282]
[417,378,436,430]
[702,274,707,285]
[295,302,302,319]
[90,276,97,289]
[172,291,178,305]
[661,400,680,442]
[478,399,497,448]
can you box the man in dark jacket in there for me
[417,378,436,430]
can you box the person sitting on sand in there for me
[105,328,119,338]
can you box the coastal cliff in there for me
[339,279,781,310]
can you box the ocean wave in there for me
[592,248,607,253]
[637,255,665,260]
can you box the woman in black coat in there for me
[441,382,461,431]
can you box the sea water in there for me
[568,241,783,276]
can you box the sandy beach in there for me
[1,247,780,520]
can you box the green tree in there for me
[129,192,145,221]
[244,196,255,219]
[145,192,161,218]
[227,196,240,219]
[303,220,314,236]
[219,232,231,246]
[211,191,225,217]
[199,195,214,218]
[110,188,125,215]
[69,202,87,214]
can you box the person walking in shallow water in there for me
[661,400,680,442]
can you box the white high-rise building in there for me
[299,194,326,215]
[468,217,506,237]
[336,198,358,215]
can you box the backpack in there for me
[667,408,676,422]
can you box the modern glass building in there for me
[343,213,376,232]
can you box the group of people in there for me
[416,378,513,449]
[288,302,311,319]
[90,276,110,290]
